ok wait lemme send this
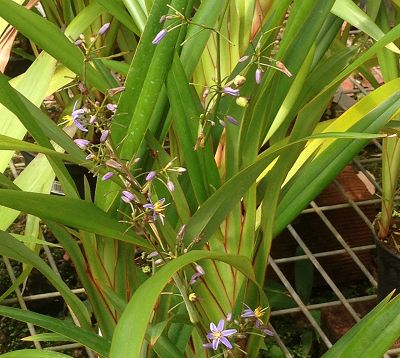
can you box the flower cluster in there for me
[203,304,272,352]
[238,38,292,85]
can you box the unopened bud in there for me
[234,75,246,87]
[236,97,249,107]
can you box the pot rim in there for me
[373,226,400,259]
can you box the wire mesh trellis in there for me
[1,138,398,357]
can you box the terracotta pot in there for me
[374,233,400,301]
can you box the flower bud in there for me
[102,172,114,181]
[276,61,292,77]
[152,29,167,45]
[167,180,174,192]
[106,159,122,169]
[223,86,240,97]
[233,75,246,87]
[108,86,125,96]
[255,68,263,84]
[106,103,117,112]
[146,171,156,181]
[121,190,135,202]
[100,130,109,143]
[73,139,90,150]
[98,23,110,35]
[236,97,249,107]
[226,115,239,126]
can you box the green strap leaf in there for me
[332,0,400,53]
[0,305,109,357]
[0,190,152,249]
[323,293,400,358]
[0,350,72,358]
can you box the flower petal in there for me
[222,329,237,337]
[220,337,232,349]
[73,119,88,132]
[241,308,255,317]
[210,322,217,332]
[217,319,224,332]
[212,338,219,350]
[202,343,213,349]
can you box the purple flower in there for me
[143,198,167,224]
[73,139,90,150]
[74,39,83,46]
[89,115,97,124]
[102,172,114,181]
[148,251,159,258]
[226,115,239,126]
[152,29,167,44]
[241,304,256,318]
[239,55,249,63]
[223,87,240,97]
[146,171,156,181]
[241,304,267,325]
[219,119,226,127]
[121,190,135,203]
[255,68,263,84]
[226,313,232,322]
[65,101,87,132]
[98,23,110,35]
[203,319,237,350]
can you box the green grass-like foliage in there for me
[0,0,399,357]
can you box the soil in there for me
[0,217,88,357]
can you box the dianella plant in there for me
[0,1,400,357]
[373,2,400,246]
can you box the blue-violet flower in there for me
[203,319,237,350]
[143,198,167,224]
